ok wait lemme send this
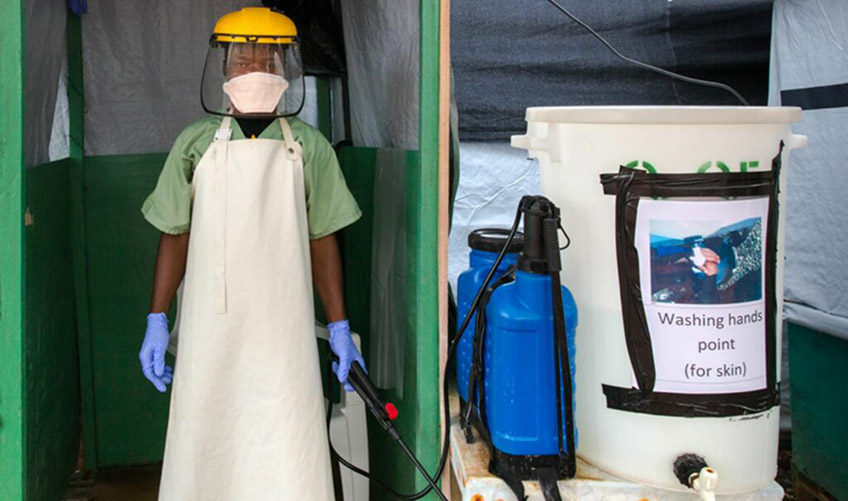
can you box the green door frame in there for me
[0,0,26,497]
[407,0,446,494]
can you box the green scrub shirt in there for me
[142,116,361,239]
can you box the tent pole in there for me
[67,10,99,472]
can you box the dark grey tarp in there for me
[452,0,772,142]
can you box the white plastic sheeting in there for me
[448,143,540,292]
[769,0,848,341]
[343,1,421,390]
[340,0,419,149]
[25,0,67,167]
[369,149,410,395]
[300,77,320,130]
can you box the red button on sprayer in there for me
[385,403,399,421]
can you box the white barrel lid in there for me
[524,106,803,124]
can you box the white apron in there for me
[158,118,334,500]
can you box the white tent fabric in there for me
[769,0,848,341]
[25,0,67,167]
[340,0,419,149]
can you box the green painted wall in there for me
[25,159,81,501]
[82,154,171,466]
[0,0,26,496]
[788,322,848,500]
[339,147,377,358]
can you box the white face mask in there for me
[222,72,289,114]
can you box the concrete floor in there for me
[63,464,161,501]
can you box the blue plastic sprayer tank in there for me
[456,229,523,405]
[485,269,578,457]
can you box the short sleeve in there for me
[141,129,197,234]
[303,131,362,239]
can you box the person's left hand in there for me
[328,319,366,392]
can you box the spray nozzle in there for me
[517,196,565,274]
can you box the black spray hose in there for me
[325,356,448,501]
[326,197,533,500]
[541,203,577,478]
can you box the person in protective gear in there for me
[137,8,363,499]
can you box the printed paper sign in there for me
[634,197,770,395]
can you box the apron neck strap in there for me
[215,117,233,143]
[279,118,300,160]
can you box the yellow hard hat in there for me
[211,7,298,45]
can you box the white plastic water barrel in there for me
[511,107,806,493]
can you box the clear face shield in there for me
[201,40,305,118]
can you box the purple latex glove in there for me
[139,313,173,392]
[328,319,366,392]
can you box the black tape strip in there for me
[765,145,783,392]
[598,146,783,417]
[600,171,775,199]
[602,383,780,417]
[602,171,656,394]
[781,83,848,110]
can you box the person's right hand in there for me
[139,313,173,392]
